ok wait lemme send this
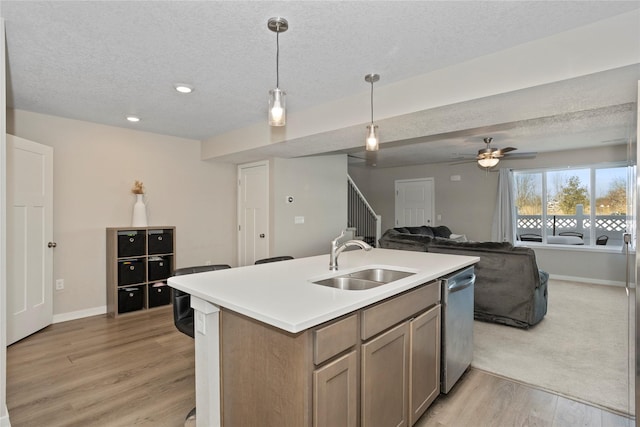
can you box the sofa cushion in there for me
[395,226,434,238]
[428,239,512,252]
[431,225,452,238]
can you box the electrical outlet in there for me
[55,279,64,291]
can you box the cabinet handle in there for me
[158,236,163,241]
[129,237,135,243]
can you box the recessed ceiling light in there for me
[126,116,140,122]
[174,84,193,94]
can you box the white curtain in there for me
[491,168,515,243]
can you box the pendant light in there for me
[268,17,288,127]
[364,73,380,151]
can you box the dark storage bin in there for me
[118,259,146,285]
[117,230,146,257]
[148,282,171,307]
[118,286,144,313]
[148,256,172,281]
[148,229,173,254]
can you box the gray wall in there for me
[349,144,631,284]
[271,155,347,258]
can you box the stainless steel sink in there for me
[346,268,414,283]
[312,268,415,291]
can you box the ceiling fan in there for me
[451,137,536,168]
[476,137,516,168]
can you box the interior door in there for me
[395,178,434,227]
[6,134,54,345]
[238,161,269,266]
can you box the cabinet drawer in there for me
[314,313,358,365]
[117,259,146,286]
[117,230,146,257]
[148,229,173,254]
[361,281,440,341]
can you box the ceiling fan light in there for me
[366,125,379,151]
[478,157,499,168]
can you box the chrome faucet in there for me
[329,230,373,271]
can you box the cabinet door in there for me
[313,351,358,427]
[362,322,410,427]
[409,305,441,425]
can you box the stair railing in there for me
[347,175,381,247]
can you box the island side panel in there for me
[221,308,313,427]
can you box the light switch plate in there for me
[294,216,305,224]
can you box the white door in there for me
[238,161,269,266]
[395,178,434,227]
[6,134,54,345]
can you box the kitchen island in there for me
[168,248,478,427]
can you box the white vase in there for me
[131,194,148,227]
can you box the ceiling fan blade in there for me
[503,151,537,159]
[498,146,517,154]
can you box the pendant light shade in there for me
[364,74,380,151]
[366,124,379,151]
[269,88,286,126]
[268,17,288,127]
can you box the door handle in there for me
[259,234,265,238]
[48,242,57,248]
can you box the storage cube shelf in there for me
[107,227,175,317]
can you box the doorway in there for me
[6,134,54,344]
[395,178,434,227]
[237,161,269,266]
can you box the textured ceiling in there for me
[2,1,639,144]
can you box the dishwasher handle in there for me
[447,274,475,293]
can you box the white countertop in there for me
[168,248,478,333]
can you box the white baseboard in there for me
[549,274,626,287]
[1,405,11,427]
[53,305,106,324]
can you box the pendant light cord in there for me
[370,80,374,124]
[276,27,280,89]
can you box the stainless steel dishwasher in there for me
[440,265,475,393]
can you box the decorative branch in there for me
[131,180,145,195]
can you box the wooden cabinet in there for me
[362,321,410,427]
[313,351,358,427]
[361,286,441,427]
[219,280,441,427]
[106,227,175,317]
[409,305,441,426]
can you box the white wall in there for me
[271,155,347,258]
[7,109,237,318]
[349,144,630,283]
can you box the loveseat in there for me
[379,226,549,328]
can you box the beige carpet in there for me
[472,279,634,415]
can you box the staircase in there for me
[347,175,381,247]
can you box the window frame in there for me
[512,161,633,250]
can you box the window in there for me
[514,164,631,247]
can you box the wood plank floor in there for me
[6,307,635,427]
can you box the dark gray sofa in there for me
[379,227,549,328]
